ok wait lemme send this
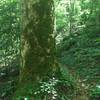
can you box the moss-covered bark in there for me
[13,0,59,99]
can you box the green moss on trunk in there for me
[13,0,59,99]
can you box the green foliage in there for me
[57,25,100,82]
[0,0,20,99]
[90,85,100,100]
[0,0,20,68]
[15,73,76,100]
[56,0,100,98]
[14,67,76,100]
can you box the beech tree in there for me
[14,0,59,98]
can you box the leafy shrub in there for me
[15,68,76,100]
[90,85,100,100]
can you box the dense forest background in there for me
[0,0,100,100]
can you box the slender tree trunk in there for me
[69,0,75,35]
[14,0,59,99]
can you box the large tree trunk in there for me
[21,0,57,83]
[14,0,59,99]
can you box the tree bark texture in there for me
[20,0,58,86]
